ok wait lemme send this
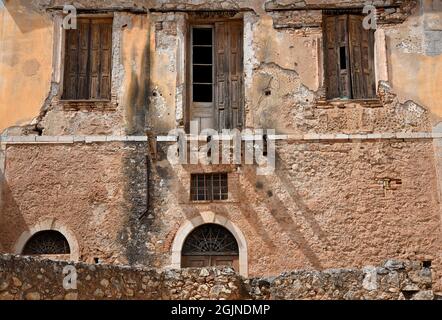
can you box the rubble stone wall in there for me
[0,254,435,300]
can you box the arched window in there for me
[22,231,70,255]
[181,224,239,270]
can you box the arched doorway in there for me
[181,224,239,270]
[22,230,70,256]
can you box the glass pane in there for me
[193,28,212,46]
[193,65,212,84]
[193,84,213,102]
[193,46,213,64]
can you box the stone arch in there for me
[171,211,248,277]
[14,218,79,261]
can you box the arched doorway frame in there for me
[14,218,79,261]
[171,211,248,277]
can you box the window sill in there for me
[59,99,116,111]
[190,200,230,204]
[316,98,382,109]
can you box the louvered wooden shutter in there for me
[77,21,90,99]
[337,15,351,99]
[63,20,90,100]
[228,21,244,130]
[63,26,79,99]
[214,21,244,130]
[215,22,228,131]
[99,22,112,100]
[90,19,112,100]
[348,15,365,99]
[324,16,340,99]
[63,18,112,100]
[348,15,375,99]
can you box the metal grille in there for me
[191,173,228,201]
[22,231,70,255]
[182,224,239,256]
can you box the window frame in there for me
[61,17,113,102]
[190,173,229,202]
[190,25,215,106]
[323,12,377,101]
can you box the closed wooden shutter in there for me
[324,15,340,100]
[214,21,244,130]
[348,15,376,99]
[63,26,79,100]
[324,14,375,100]
[228,21,243,129]
[214,22,228,131]
[63,18,112,100]
[349,15,365,99]
[99,22,112,100]
[77,21,90,99]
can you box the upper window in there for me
[323,14,376,100]
[63,18,112,100]
[191,173,228,201]
[192,27,214,103]
[189,21,244,132]
[22,231,70,255]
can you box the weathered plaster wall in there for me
[0,0,442,294]
[0,0,440,133]
[0,142,149,265]
[0,0,53,133]
[38,12,151,136]
[0,138,439,280]
[145,139,441,279]
[387,0,442,118]
[0,254,436,300]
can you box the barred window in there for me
[191,173,228,201]
[22,231,70,255]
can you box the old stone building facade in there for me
[1,0,442,293]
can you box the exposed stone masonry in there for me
[0,254,436,300]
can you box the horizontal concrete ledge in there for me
[158,132,440,142]
[0,136,148,145]
[0,133,441,145]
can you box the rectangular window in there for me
[189,21,244,132]
[191,173,228,201]
[192,27,214,103]
[324,14,376,100]
[63,18,112,100]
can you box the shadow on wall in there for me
[0,167,29,254]
[1,0,49,33]
[125,35,150,135]
[149,144,327,274]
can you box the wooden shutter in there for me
[214,21,244,130]
[99,22,112,100]
[63,18,112,100]
[228,22,244,130]
[215,22,229,131]
[348,15,365,99]
[63,20,90,99]
[77,21,90,99]
[336,15,351,99]
[63,27,79,99]
[90,19,112,100]
[348,15,375,99]
[324,16,341,99]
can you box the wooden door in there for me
[182,255,239,271]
